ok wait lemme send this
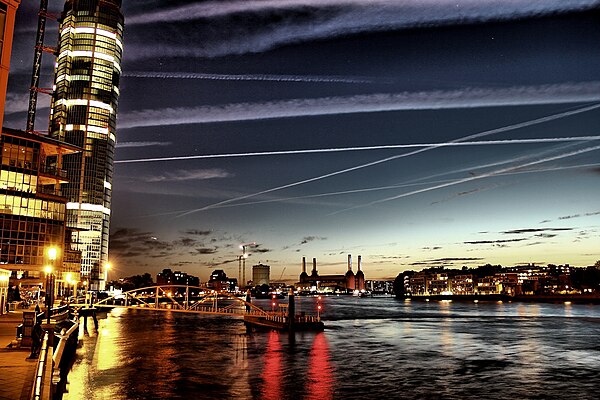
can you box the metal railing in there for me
[31,331,49,400]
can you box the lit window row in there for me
[0,171,38,192]
[0,195,66,220]
[66,202,111,215]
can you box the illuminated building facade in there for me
[252,264,270,286]
[1,127,81,303]
[49,0,124,290]
[297,255,366,293]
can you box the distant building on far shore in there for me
[252,264,270,286]
[207,269,237,292]
[156,268,200,295]
[297,255,366,293]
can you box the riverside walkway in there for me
[0,308,52,400]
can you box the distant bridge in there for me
[73,285,271,317]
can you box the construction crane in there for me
[278,267,287,282]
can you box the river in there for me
[64,296,600,399]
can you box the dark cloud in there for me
[300,236,327,245]
[192,247,218,255]
[374,255,411,259]
[183,229,212,236]
[422,246,442,251]
[534,233,557,239]
[430,186,497,205]
[558,214,581,220]
[109,228,174,258]
[408,258,483,266]
[501,228,573,234]
[464,238,527,245]
[173,237,199,247]
[254,248,272,253]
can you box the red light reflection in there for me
[306,332,334,400]
[261,330,283,400]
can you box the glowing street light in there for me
[47,246,58,261]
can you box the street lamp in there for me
[45,246,59,323]
[44,265,53,323]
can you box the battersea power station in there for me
[297,255,365,293]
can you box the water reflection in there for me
[261,331,283,400]
[305,332,334,400]
[64,298,600,400]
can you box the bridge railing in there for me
[91,285,271,316]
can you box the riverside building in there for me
[1,127,82,306]
[297,255,366,293]
[48,0,124,290]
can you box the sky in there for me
[5,0,600,282]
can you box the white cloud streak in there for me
[129,0,599,25]
[115,136,600,164]
[126,0,600,57]
[143,169,232,183]
[117,82,600,129]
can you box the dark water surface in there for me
[65,297,600,399]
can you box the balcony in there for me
[38,164,69,185]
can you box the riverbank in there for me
[404,293,600,304]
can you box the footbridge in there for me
[73,285,271,317]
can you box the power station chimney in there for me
[302,257,306,273]
[348,254,352,271]
[312,258,318,275]
[358,255,362,271]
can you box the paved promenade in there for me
[0,309,39,400]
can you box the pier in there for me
[243,289,324,332]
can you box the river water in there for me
[64,296,600,400]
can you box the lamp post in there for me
[45,246,58,323]
[44,265,53,324]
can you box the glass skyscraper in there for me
[49,0,123,290]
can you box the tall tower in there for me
[49,0,123,290]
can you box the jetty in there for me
[243,289,324,332]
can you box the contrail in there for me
[200,161,600,210]
[123,71,377,84]
[332,144,600,214]
[149,161,600,217]
[115,135,600,164]
[174,103,600,217]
